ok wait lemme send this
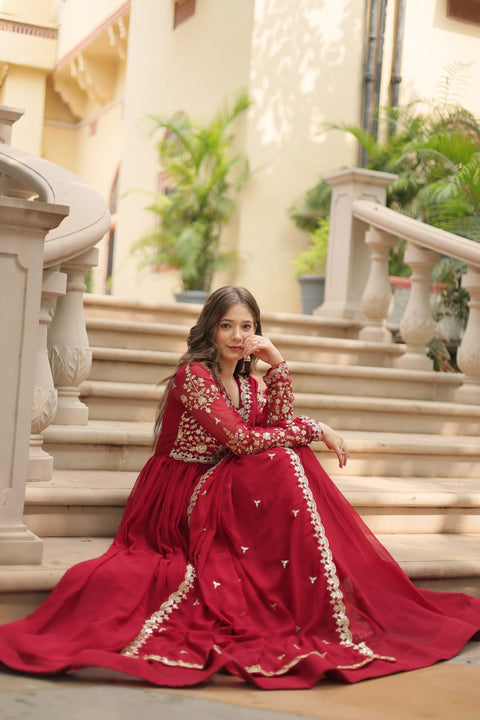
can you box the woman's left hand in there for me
[243,335,284,367]
[321,424,350,468]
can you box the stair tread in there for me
[80,377,480,418]
[85,295,365,330]
[89,327,404,353]
[2,534,480,592]
[24,471,480,508]
[43,419,480,451]
[295,392,480,416]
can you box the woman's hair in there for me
[153,286,262,442]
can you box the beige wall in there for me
[235,0,364,312]
[401,0,480,114]
[1,66,48,154]
[113,0,255,302]
[56,0,128,59]
[3,0,480,313]
[0,0,59,24]
[114,0,364,312]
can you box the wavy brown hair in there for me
[153,286,262,443]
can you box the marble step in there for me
[84,294,364,339]
[23,471,480,538]
[78,379,479,435]
[87,348,460,401]
[86,318,404,367]
[43,421,480,478]
[2,533,479,623]
[294,393,480,435]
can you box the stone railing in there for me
[0,106,110,565]
[318,168,480,404]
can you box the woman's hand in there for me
[243,335,284,367]
[321,423,349,468]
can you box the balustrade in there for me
[455,267,480,405]
[28,269,67,481]
[0,105,108,563]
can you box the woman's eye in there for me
[220,323,231,329]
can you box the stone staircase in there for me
[2,293,480,623]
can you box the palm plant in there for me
[132,89,252,293]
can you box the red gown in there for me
[0,361,479,689]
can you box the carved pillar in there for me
[396,243,439,371]
[0,197,68,564]
[316,168,397,321]
[48,247,99,425]
[359,228,396,343]
[28,269,67,481]
[455,267,480,404]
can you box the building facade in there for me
[1,0,480,311]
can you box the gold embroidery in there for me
[187,463,220,524]
[262,361,295,425]
[336,652,396,670]
[245,650,327,676]
[285,450,395,666]
[121,564,196,657]
[170,412,228,463]
[141,654,205,669]
[170,366,252,463]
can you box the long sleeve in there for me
[171,362,323,456]
[261,361,295,425]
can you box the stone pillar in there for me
[28,269,67,482]
[48,247,99,425]
[0,197,68,564]
[316,168,397,321]
[359,228,396,343]
[455,266,480,404]
[396,243,439,371]
[0,106,24,145]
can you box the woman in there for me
[0,285,479,689]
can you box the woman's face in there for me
[214,302,256,367]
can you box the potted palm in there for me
[132,89,252,302]
[288,182,331,314]
[293,218,329,314]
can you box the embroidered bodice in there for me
[155,361,323,464]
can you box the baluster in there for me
[48,248,98,425]
[396,243,439,371]
[359,228,395,343]
[28,269,67,481]
[455,267,480,404]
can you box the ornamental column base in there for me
[28,434,54,482]
[455,377,480,405]
[0,525,43,565]
[396,344,434,371]
[53,386,90,425]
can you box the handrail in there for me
[0,145,110,267]
[353,199,480,268]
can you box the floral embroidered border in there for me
[285,449,395,666]
[121,563,196,657]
